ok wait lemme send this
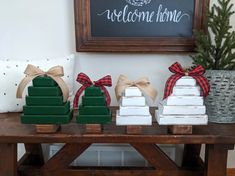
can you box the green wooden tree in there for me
[77,86,112,124]
[191,0,235,70]
[21,76,73,124]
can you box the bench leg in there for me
[0,143,17,176]
[182,144,202,167]
[24,144,44,165]
[204,144,234,176]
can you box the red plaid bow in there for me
[73,73,112,108]
[163,62,210,99]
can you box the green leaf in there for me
[191,0,235,70]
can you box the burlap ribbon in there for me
[16,64,69,102]
[115,75,157,101]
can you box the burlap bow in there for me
[115,75,157,101]
[16,64,69,102]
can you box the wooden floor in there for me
[228,169,235,176]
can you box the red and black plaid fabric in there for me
[73,73,112,108]
[163,62,210,99]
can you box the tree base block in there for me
[35,124,60,134]
[85,124,102,134]
[126,125,142,135]
[168,125,193,134]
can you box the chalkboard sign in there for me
[91,0,195,37]
[75,0,209,52]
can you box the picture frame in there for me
[74,0,209,52]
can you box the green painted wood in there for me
[33,76,57,87]
[76,85,111,124]
[76,111,112,124]
[26,96,64,106]
[28,86,62,96]
[21,110,73,124]
[23,102,70,115]
[82,96,106,106]
[85,86,103,96]
[79,105,109,115]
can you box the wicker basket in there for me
[205,70,235,123]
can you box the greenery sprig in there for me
[191,0,235,70]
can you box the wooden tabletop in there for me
[0,107,235,144]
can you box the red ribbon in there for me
[73,73,112,108]
[163,62,210,99]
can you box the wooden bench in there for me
[0,107,234,176]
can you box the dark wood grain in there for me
[168,125,193,134]
[42,143,91,175]
[18,166,203,176]
[0,143,17,176]
[0,109,235,144]
[204,144,234,176]
[126,125,142,134]
[23,144,44,166]
[58,168,203,176]
[74,0,210,52]
[182,144,202,168]
[0,107,234,176]
[35,124,60,134]
[85,124,102,134]
[131,143,178,170]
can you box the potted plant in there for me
[191,0,235,123]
